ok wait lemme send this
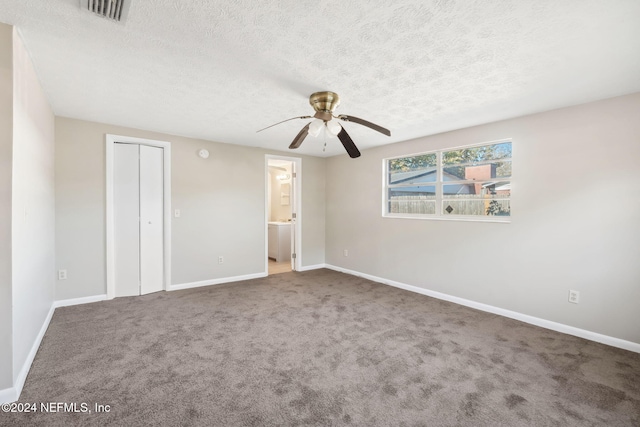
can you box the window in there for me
[384,140,512,220]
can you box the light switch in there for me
[174,209,181,218]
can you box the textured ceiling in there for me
[1,0,639,157]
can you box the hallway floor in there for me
[268,259,291,275]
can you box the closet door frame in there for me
[106,134,172,300]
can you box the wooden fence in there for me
[389,195,510,216]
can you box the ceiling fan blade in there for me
[337,115,391,136]
[337,128,361,158]
[256,116,312,133]
[289,123,311,149]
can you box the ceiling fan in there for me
[257,91,391,158]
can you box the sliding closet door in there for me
[139,145,164,295]
[113,143,164,297]
[114,143,141,297]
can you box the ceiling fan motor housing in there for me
[309,91,340,113]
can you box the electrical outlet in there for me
[58,269,67,280]
[343,249,348,257]
[218,256,224,264]
[568,290,580,304]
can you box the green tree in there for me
[389,153,437,172]
[443,142,511,165]
[486,200,510,216]
[443,142,512,178]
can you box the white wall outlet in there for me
[58,269,67,280]
[174,209,181,218]
[568,290,580,304]
[218,256,224,264]
[343,249,348,257]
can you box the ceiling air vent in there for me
[81,0,131,23]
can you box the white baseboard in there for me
[169,272,268,292]
[0,303,56,404]
[297,263,327,272]
[1,295,108,403]
[325,264,640,354]
[3,265,634,406]
[54,294,108,308]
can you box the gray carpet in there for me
[2,269,639,426]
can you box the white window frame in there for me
[382,139,512,223]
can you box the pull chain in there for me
[322,126,327,152]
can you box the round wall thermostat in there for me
[198,149,209,159]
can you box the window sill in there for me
[383,214,511,223]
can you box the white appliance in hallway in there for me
[268,221,291,262]
[113,143,164,296]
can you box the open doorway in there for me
[266,155,301,275]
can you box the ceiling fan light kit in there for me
[257,91,391,158]
[308,119,324,137]
[325,120,342,136]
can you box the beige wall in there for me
[11,27,56,382]
[0,24,56,399]
[325,93,640,344]
[55,117,326,299]
[300,156,326,266]
[0,23,13,391]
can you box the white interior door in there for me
[290,161,296,271]
[139,145,164,294]
[113,143,164,297]
[114,144,140,297]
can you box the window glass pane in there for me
[389,186,436,198]
[388,187,436,214]
[443,183,511,197]
[442,199,511,216]
[443,142,511,165]
[384,141,511,220]
[388,154,437,185]
[443,160,511,180]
